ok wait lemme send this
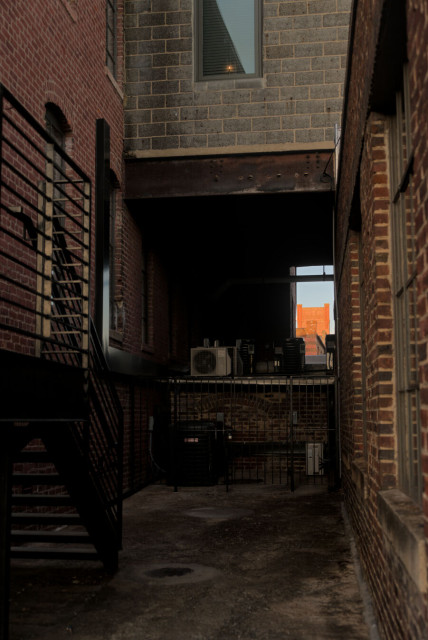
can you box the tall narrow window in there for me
[45,104,68,208]
[106,0,117,77]
[196,0,261,80]
[389,66,421,504]
[141,243,148,346]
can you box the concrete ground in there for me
[9,482,377,640]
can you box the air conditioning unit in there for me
[191,347,232,376]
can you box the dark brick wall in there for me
[0,1,192,492]
[336,1,428,638]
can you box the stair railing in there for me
[86,319,124,546]
[0,82,123,550]
[0,83,90,368]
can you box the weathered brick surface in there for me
[124,0,351,155]
[336,1,428,638]
[0,1,192,490]
[0,0,126,331]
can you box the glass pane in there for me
[203,0,255,76]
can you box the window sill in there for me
[194,77,265,91]
[109,329,123,346]
[105,67,124,102]
[378,489,427,593]
[141,344,154,355]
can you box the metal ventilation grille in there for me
[193,350,217,374]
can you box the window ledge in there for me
[109,329,123,345]
[141,344,154,355]
[194,77,265,92]
[105,67,124,101]
[378,489,427,593]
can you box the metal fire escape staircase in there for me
[0,84,123,636]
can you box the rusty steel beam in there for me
[125,151,334,199]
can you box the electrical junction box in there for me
[306,443,324,475]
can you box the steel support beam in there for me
[125,150,334,200]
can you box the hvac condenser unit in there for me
[191,347,232,376]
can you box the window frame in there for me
[389,65,422,505]
[141,242,149,348]
[195,0,262,82]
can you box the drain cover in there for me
[185,507,253,520]
[124,563,220,585]
[146,567,193,578]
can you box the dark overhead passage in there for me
[125,151,334,346]
[125,150,334,286]
[128,190,334,286]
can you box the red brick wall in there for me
[0,0,124,188]
[0,1,191,493]
[408,3,428,535]
[297,303,330,337]
[336,1,428,638]
[0,0,126,336]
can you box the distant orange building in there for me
[296,303,330,355]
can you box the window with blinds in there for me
[196,0,261,80]
[389,66,422,505]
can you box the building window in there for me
[45,104,70,223]
[195,0,262,81]
[106,0,117,77]
[389,66,421,504]
[141,243,149,346]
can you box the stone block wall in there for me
[124,0,351,156]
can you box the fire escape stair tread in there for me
[11,494,73,506]
[13,451,52,463]
[9,422,120,572]
[12,473,64,485]
[10,547,100,561]
[11,513,81,525]
[40,424,120,572]
[11,529,92,543]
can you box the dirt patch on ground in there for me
[9,483,372,640]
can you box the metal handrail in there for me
[0,83,90,368]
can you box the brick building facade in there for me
[124,0,350,355]
[296,302,329,354]
[1,1,353,637]
[0,1,351,496]
[335,1,428,638]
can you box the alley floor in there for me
[9,483,377,640]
